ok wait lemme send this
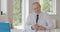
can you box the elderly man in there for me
[25,2,53,32]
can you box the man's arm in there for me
[31,24,46,30]
[25,14,38,30]
[43,14,53,29]
[25,15,33,30]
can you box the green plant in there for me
[13,0,22,26]
[41,0,52,13]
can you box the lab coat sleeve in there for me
[24,15,34,32]
[44,14,53,29]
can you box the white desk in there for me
[11,29,23,32]
[11,29,60,32]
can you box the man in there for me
[25,2,53,32]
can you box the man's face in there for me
[32,4,41,13]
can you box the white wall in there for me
[56,0,60,28]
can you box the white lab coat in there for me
[24,13,53,32]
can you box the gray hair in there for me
[32,2,41,7]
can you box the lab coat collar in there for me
[33,12,42,15]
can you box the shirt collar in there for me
[33,12,42,15]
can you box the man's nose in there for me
[34,8,38,9]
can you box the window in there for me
[40,0,56,15]
[13,0,22,29]
[13,0,29,29]
[1,0,7,15]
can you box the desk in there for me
[11,29,60,32]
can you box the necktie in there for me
[35,14,39,32]
[36,14,39,24]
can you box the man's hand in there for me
[31,24,46,30]
[31,24,38,30]
[37,25,46,30]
